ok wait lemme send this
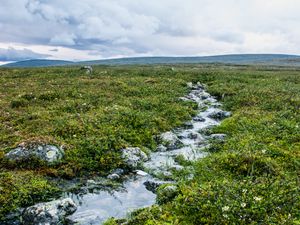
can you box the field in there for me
[0,65,299,224]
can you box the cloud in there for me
[0,0,300,60]
[0,47,50,61]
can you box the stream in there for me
[8,83,230,225]
[65,82,230,224]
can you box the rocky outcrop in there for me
[121,147,148,169]
[22,198,77,225]
[5,143,64,163]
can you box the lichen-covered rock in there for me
[22,198,77,225]
[5,143,64,163]
[121,147,148,169]
[159,132,183,150]
[156,185,179,204]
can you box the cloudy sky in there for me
[0,0,300,63]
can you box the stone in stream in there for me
[156,144,167,152]
[183,121,193,129]
[121,147,148,170]
[5,143,64,164]
[208,109,231,120]
[22,198,77,225]
[159,132,183,150]
[144,179,172,193]
[107,173,120,180]
[193,115,206,122]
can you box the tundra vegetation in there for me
[0,65,299,224]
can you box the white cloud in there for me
[0,0,299,60]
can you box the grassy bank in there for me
[0,65,299,223]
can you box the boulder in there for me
[121,147,148,169]
[5,143,64,163]
[159,132,183,150]
[22,198,77,225]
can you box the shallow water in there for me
[65,176,156,224]
[64,84,229,224]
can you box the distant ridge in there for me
[2,54,300,68]
[1,59,73,68]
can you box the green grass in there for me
[0,65,300,223]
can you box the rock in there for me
[156,185,178,204]
[159,132,183,150]
[112,168,125,176]
[208,109,231,120]
[156,144,167,152]
[186,82,193,88]
[121,147,148,169]
[178,97,191,102]
[193,116,205,122]
[210,134,227,141]
[144,179,171,193]
[107,173,120,180]
[22,198,77,225]
[200,92,210,100]
[135,170,148,176]
[81,66,93,74]
[187,132,203,140]
[183,121,193,129]
[5,143,64,163]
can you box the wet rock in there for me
[5,143,63,163]
[135,170,148,176]
[183,121,193,129]
[208,109,231,120]
[157,185,178,204]
[22,198,77,225]
[193,115,205,122]
[112,168,125,176]
[159,132,183,150]
[200,92,210,100]
[210,134,227,141]
[156,144,167,152]
[144,179,171,193]
[187,132,201,140]
[121,147,148,169]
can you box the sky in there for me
[0,0,300,63]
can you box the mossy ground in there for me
[0,65,299,223]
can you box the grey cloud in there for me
[0,0,300,59]
[0,47,51,61]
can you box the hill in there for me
[2,54,300,68]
